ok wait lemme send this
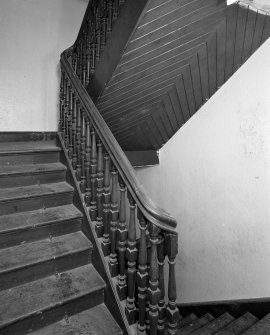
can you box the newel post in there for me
[165,234,180,335]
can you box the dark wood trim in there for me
[61,50,177,232]
[178,297,270,320]
[125,150,159,167]
[87,0,149,102]
[0,132,57,143]
[57,133,131,335]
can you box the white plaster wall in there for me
[136,38,270,303]
[0,0,88,131]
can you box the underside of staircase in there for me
[0,134,123,335]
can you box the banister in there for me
[60,48,177,234]
[59,1,180,333]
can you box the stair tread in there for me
[243,313,270,334]
[0,231,91,275]
[191,312,235,335]
[0,204,82,235]
[29,303,122,335]
[0,264,105,329]
[0,182,73,202]
[216,312,258,335]
[0,162,66,176]
[0,141,60,154]
[179,313,215,335]
[178,313,198,328]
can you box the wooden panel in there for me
[92,0,270,151]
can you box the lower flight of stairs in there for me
[0,137,122,335]
[177,310,270,334]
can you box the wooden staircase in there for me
[0,135,123,335]
[177,311,270,334]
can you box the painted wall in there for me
[0,0,88,131]
[136,38,270,303]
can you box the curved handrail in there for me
[60,47,177,234]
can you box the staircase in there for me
[177,311,270,334]
[0,135,122,335]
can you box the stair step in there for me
[0,204,83,248]
[29,303,122,335]
[0,264,105,334]
[179,313,215,334]
[191,312,235,335]
[0,231,92,291]
[178,313,198,328]
[216,312,258,335]
[0,182,74,215]
[243,313,270,334]
[0,162,66,188]
[0,141,60,165]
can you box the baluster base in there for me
[108,258,118,277]
[101,239,111,256]
[80,178,86,193]
[116,282,127,301]
[125,306,137,325]
[95,221,104,238]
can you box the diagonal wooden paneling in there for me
[89,0,270,151]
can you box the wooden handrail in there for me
[59,2,180,333]
[61,48,177,233]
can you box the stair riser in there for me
[0,133,56,143]
[0,218,82,249]
[0,248,92,291]
[0,192,73,216]
[0,152,60,166]
[0,170,66,188]
[0,289,104,335]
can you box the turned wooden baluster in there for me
[101,14,107,50]
[107,0,113,33]
[95,140,104,237]
[148,223,161,335]
[72,97,77,169]
[113,0,119,21]
[90,41,96,74]
[85,118,91,206]
[82,34,87,86]
[125,194,138,324]
[137,211,148,335]
[76,101,82,180]
[165,234,180,335]
[59,70,64,132]
[68,86,74,158]
[62,74,67,138]
[90,128,97,221]
[64,80,70,148]
[109,166,119,277]
[80,109,86,192]
[117,176,128,300]
[101,153,111,256]
[96,9,101,60]
[71,51,77,74]
[157,235,166,335]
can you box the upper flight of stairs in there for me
[0,135,122,335]
[177,310,270,334]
